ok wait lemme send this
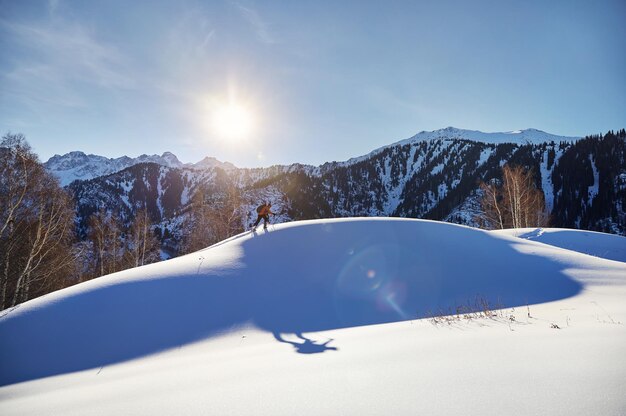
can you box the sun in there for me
[212,102,254,141]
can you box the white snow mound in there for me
[493,227,626,263]
[1,218,625,415]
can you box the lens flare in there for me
[377,281,408,319]
[335,244,409,322]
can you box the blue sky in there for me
[1,0,624,167]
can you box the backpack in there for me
[256,204,265,214]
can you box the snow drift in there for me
[0,218,597,385]
[494,227,626,263]
[2,218,626,416]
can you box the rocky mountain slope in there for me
[44,151,236,186]
[49,128,626,253]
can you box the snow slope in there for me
[340,127,580,166]
[494,227,626,263]
[1,219,625,415]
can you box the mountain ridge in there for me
[45,150,237,186]
[62,129,625,260]
[45,127,580,185]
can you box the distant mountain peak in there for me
[44,127,581,186]
[400,126,579,146]
[335,127,581,168]
[160,152,183,167]
[193,156,237,171]
[44,151,234,186]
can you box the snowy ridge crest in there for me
[45,127,579,185]
[337,127,580,167]
[45,151,236,186]
[402,127,580,146]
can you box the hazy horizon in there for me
[43,125,589,167]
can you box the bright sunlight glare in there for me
[212,103,254,141]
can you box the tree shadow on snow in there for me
[0,220,588,385]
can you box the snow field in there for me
[1,218,625,415]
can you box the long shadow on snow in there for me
[0,220,582,386]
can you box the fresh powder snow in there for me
[494,227,626,263]
[0,218,625,415]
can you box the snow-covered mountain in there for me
[193,156,237,171]
[50,128,626,254]
[44,150,236,186]
[334,127,580,167]
[44,127,579,186]
[401,126,579,146]
[1,218,625,415]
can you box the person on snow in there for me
[251,201,275,230]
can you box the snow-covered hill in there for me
[494,227,626,263]
[1,219,625,415]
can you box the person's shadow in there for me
[273,332,338,354]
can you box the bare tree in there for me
[124,206,160,268]
[86,208,123,278]
[182,185,245,253]
[0,133,77,309]
[0,133,31,239]
[182,190,214,253]
[207,185,245,242]
[479,181,505,230]
[478,164,550,230]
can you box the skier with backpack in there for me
[251,201,275,231]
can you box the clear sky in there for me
[1,0,624,167]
